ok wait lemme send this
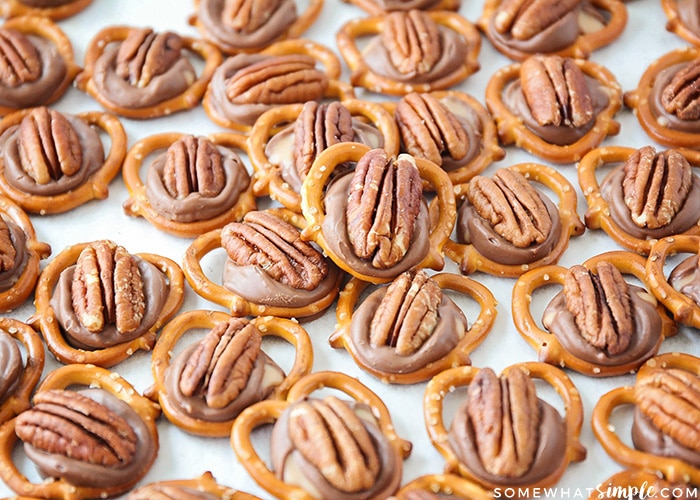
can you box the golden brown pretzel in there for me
[330,271,497,384]
[485,57,622,163]
[579,146,700,255]
[300,142,455,284]
[0,0,92,19]
[0,363,161,500]
[231,370,412,500]
[127,471,263,499]
[512,251,677,377]
[29,240,185,367]
[0,108,127,215]
[592,353,700,485]
[0,318,44,425]
[336,10,481,96]
[394,474,495,499]
[444,162,585,277]
[76,25,222,119]
[590,469,697,500]
[341,0,460,15]
[122,131,257,238]
[663,0,700,46]
[148,310,313,437]
[424,362,586,493]
[248,98,400,212]
[478,0,628,61]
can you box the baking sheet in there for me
[1,0,699,498]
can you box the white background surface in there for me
[1,0,699,499]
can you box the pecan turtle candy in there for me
[478,0,627,61]
[591,470,698,500]
[341,0,460,15]
[336,9,481,96]
[485,54,621,163]
[0,0,92,19]
[393,474,493,500]
[126,471,262,500]
[593,353,700,485]
[190,0,324,55]
[664,0,700,46]
[122,132,256,238]
[29,239,185,367]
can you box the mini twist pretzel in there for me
[147,310,313,437]
[0,108,127,215]
[424,362,586,493]
[336,10,481,96]
[485,57,622,164]
[231,370,412,500]
[590,469,697,500]
[0,318,44,425]
[663,0,700,46]
[592,352,700,485]
[203,39,355,133]
[395,473,494,500]
[183,207,343,319]
[341,0,460,15]
[0,363,161,500]
[248,98,400,212]
[579,146,700,255]
[76,25,223,120]
[122,131,257,238]
[330,271,497,384]
[0,0,92,20]
[444,162,585,278]
[512,251,676,377]
[300,142,455,284]
[29,240,185,367]
[0,16,81,116]
[127,471,262,499]
[624,47,700,149]
[478,0,628,61]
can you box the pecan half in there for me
[0,28,41,87]
[162,135,226,199]
[622,146,692,229]
[71,240,146,335]
[221,211,328,290]
[635,368,700,452]
[116,28,184,87]
[288,396,381,493]
[395,92,469,166]
[346,149,423,268]
[370,270,442,355]
[563,262,633,355]
[17,107,82,185]
[661,58,700,121]
[0,217,16,272]
[493,0,583,40]
[382,10,441,76]
[15,389,138,467]
[225,54,328,105]
[293,101,354,179]
[521,55,594,128]
[466,367,540,477]
[466,169,552,248]
[223,0,284,33]
[179,317,262,409]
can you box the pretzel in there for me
[231,370,412,500]
[249,99,400,212]
[394,474,495,500]
[330,271,497,384]
[0,0,92,20]
[663,0,700,46]
[300,142,455,284]
[0,318,44,425]
[336,10,481,96]
[384,90,505,187]
[485,57,622,164]
[591,469,697,500]
[29,240,185,367]
[75,25,222,120]
[190,0,324,55]
[127,471,263,500]
[624,47,700,149]
[478,0,628,61]
[147,310,313,437]
[202,39,355,133]
[424,362,586,494]
[122,131,257,238]
[512,251,676,377]
[444,163,584,278]
[579,146,700,255]
[183,208,343,319]
[0,107,127,215]
[592,352,700,485]
[0,363,161,499]
[0,16,80,116]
